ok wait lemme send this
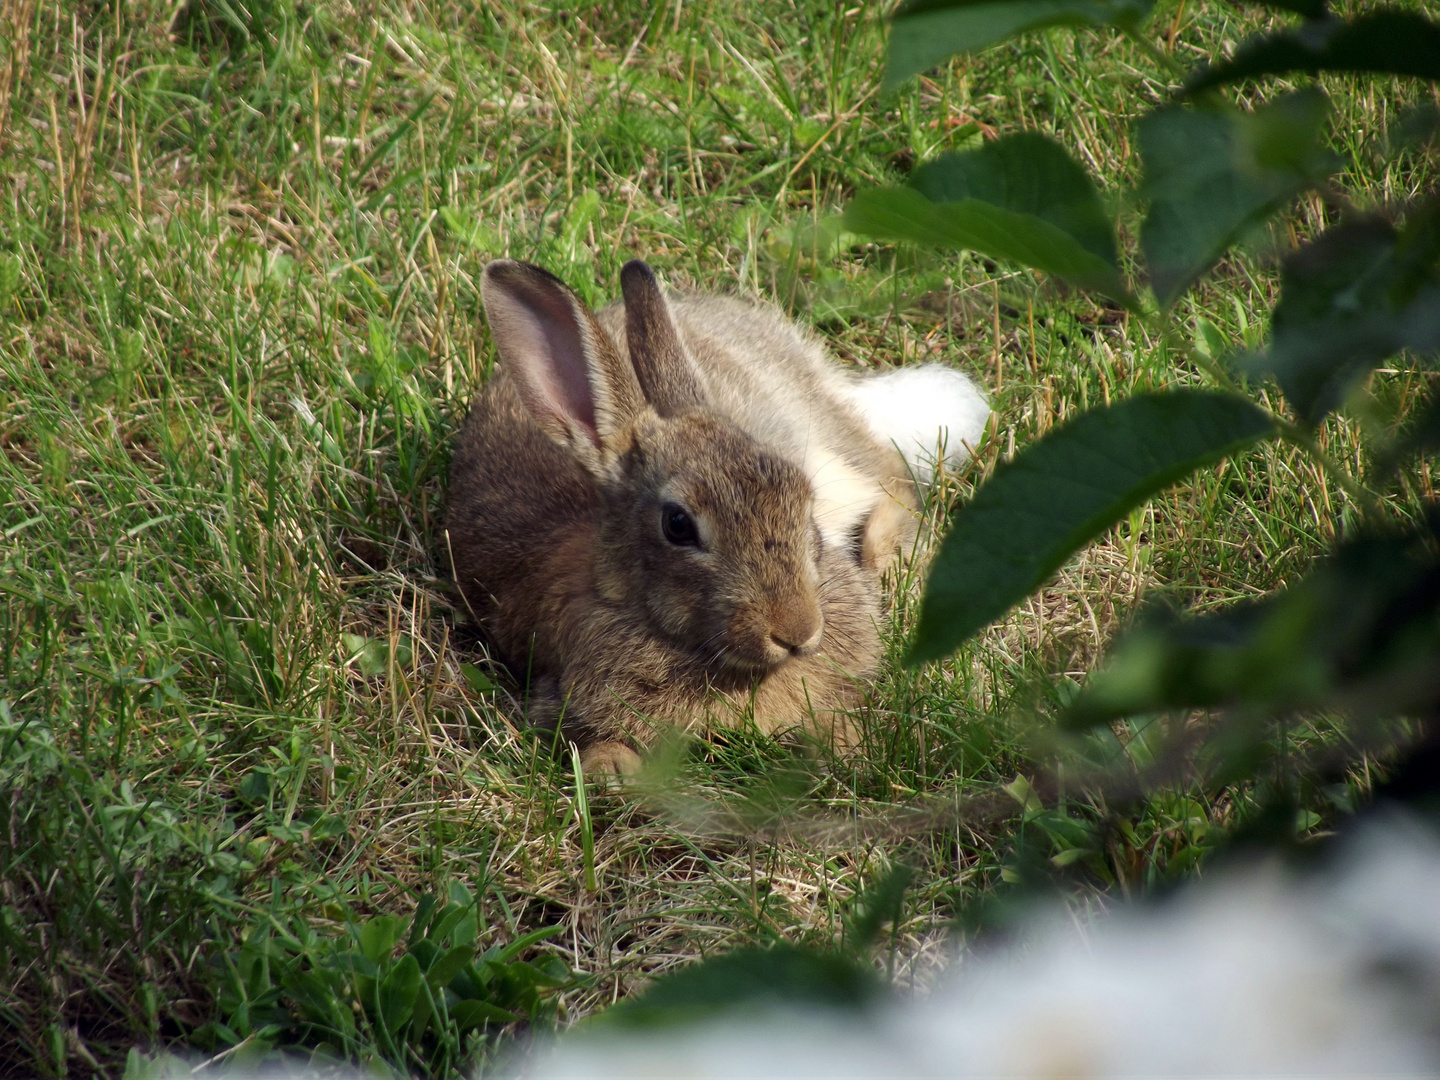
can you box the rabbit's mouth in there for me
[763,625,824,665]
[715,608,825,673]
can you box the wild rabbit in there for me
[444,259,988,773]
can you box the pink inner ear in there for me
[510,281,599,442]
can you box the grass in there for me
[1,0,1437,1075]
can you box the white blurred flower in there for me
[525,813,1440,1079]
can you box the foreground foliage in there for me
[846,0,1440,815]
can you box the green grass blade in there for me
[570,743,598,894]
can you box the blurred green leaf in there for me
[1004,774,1044,813]
[1140,91,1337,307]
[1389,105,1440,153]
[1067,526,1440,728]
[1226,0,1327,19]
[439,206,504,252]
[1186,11,1440,94]
[342,633,413,677]
[845,864,915,949]
[844,134,1132,302]
[910,391,1276,662]
[1245,204,1440,423]
[909,134,1119,267]
[886,0,1154,90]
[595,945,883,1028]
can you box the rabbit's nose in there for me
[770,614,823,658]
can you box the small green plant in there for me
[197,885,576,1075]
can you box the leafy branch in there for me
[848,0,1440,807]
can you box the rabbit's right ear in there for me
[482,261,645,472]
[620,259,704,417]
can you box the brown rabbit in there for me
[444,260,988,773]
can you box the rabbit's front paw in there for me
[580,740,643,776]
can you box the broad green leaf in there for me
[844,134,1132,303]
[909,134,1118,267]
[408,938,442,972]
[1140,91,1337,308]
[307,814,347,839]
[410,979,435,1036]
[886,0,1154,90]
[1245,204,1440,422]
[449,998,521,1033]
[358,915,405,965]
[408,895,438,946]
[1186,12,1440,95]
[284,970,352,1030]
[1065,528,1440,728]
[428,901,473,945]
[448,880,475,908]
[1003,774,1045,813]
[593,945,883,1028]
[342,633,387,677]
[460,661,496,695]
[439,206,504,252]
[845,187,1123,294]
[377,952,422,1033]
[427,944,476,989]
[511,956,573,990]
[909,391,1276,663]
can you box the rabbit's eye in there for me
[661,504,700,547]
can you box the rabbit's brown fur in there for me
[445,260,915,772]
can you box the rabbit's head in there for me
[481,259,824,673]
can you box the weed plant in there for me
[1,0,1434,1075]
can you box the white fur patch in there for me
[846,365,991,483]
[804,447,883,550]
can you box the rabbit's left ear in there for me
[621,260,704,417]
[482,260,645,473]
